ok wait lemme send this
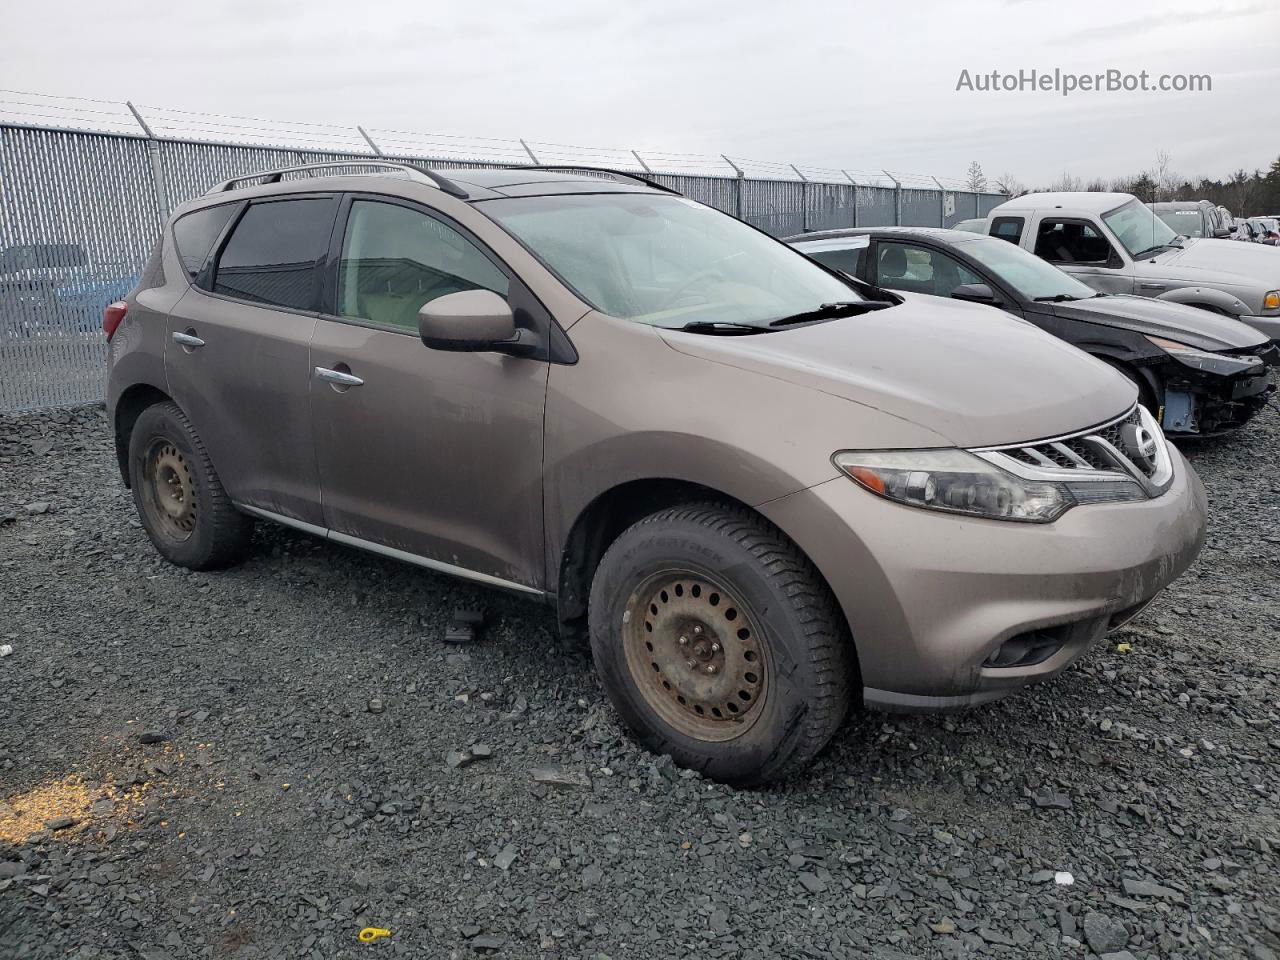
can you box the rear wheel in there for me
[588,502,852,785]
[128,402,253,569]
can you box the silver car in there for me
[984,192,1280,339]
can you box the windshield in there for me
[960,236,1098,301]
[1155,210,1203,238]
[1102,199,1178,257]
[480,193,863,328]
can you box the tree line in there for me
[966,154,1280,216]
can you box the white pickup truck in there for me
[977,192,1280,340]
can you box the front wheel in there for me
[588,502,853,786]
[128,401,254,570]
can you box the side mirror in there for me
[951,283,1001,306]
[1214,229,1230,239]
[418,290,533,356]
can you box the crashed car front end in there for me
[1140,336,1278,436]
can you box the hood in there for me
[660,293,1136,448]
[1146,238,1280,290]
[1049,294,1270,352]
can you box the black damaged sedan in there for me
[787,227,1277,437]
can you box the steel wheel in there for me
[142,438,198,542]
[621,569,768,742]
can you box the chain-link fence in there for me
[0,92,1007,412]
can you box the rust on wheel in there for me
[621,571,768,741]
[143,438,197,542]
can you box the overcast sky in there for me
[2,0,1277,187]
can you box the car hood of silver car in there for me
[661,292,1136,449]
[1143,237,1280,294]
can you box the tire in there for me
[127,401,254,570]
[1102,358,1160,414]
[588,502,852,786]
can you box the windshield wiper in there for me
[769,301,891,327]
[674,321,771,335]
[1131,244,1172,260]
[1032,294,1082,303]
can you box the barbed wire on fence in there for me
[0,88,993,194]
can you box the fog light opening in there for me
[983,629,1066,669]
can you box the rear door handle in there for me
[171,331,205,348]
[1138,282,1166,291]
[315,366,365,387]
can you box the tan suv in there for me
[105,162,1207,784]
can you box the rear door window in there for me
[211,198,337,311]
[990,217,1024,244]
[173,204,238,281]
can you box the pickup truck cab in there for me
[981,192,1280,340]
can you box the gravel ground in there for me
[1,402,1278,960]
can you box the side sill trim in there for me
[235,503,545,598]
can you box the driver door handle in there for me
[315,367,365,387]
[171,332,205,348]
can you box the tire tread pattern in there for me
[592,500,852,783]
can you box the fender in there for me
[1154,285,1251,318]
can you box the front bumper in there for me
[1157,350,1275,436]
[759,446,1207,711]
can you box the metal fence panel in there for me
[855,186,897,226]
[1,127,162,412]
[0,121,1007,412]
[902,189,941,228]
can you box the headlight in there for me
[833,449,1142,523]
[1144,334,1233,364]
[1263,291,1280,311]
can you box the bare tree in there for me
[965,161,987,193]
[1152,150,1179,201]
[993,172,1025,197]
[1048,172,1083,192]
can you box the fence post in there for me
[126,101,170,221]
[842,170,859,227]
[932,176,948,227]
[790,164,809,232]
[631,150,652,173]
[357,126,384,156]
[722,155,745,219]
[883,170,901,225]
[519,139,539,164]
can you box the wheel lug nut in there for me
[705,664,718,675]
[678,636,689,646]
[710,642,721,653]
[686,659,698,669]
[692,625,703,635]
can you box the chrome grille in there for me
[973,405,1173,497]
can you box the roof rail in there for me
[505,165,681,195]
[206,160,469,198]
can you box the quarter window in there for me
[807,246,865,276]
[1033,219,1115,265]
[875,242,981,297]
[337,201,509,332]
[173,204,237,281]
[990,217,1024,245]
[212,198,335,311]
